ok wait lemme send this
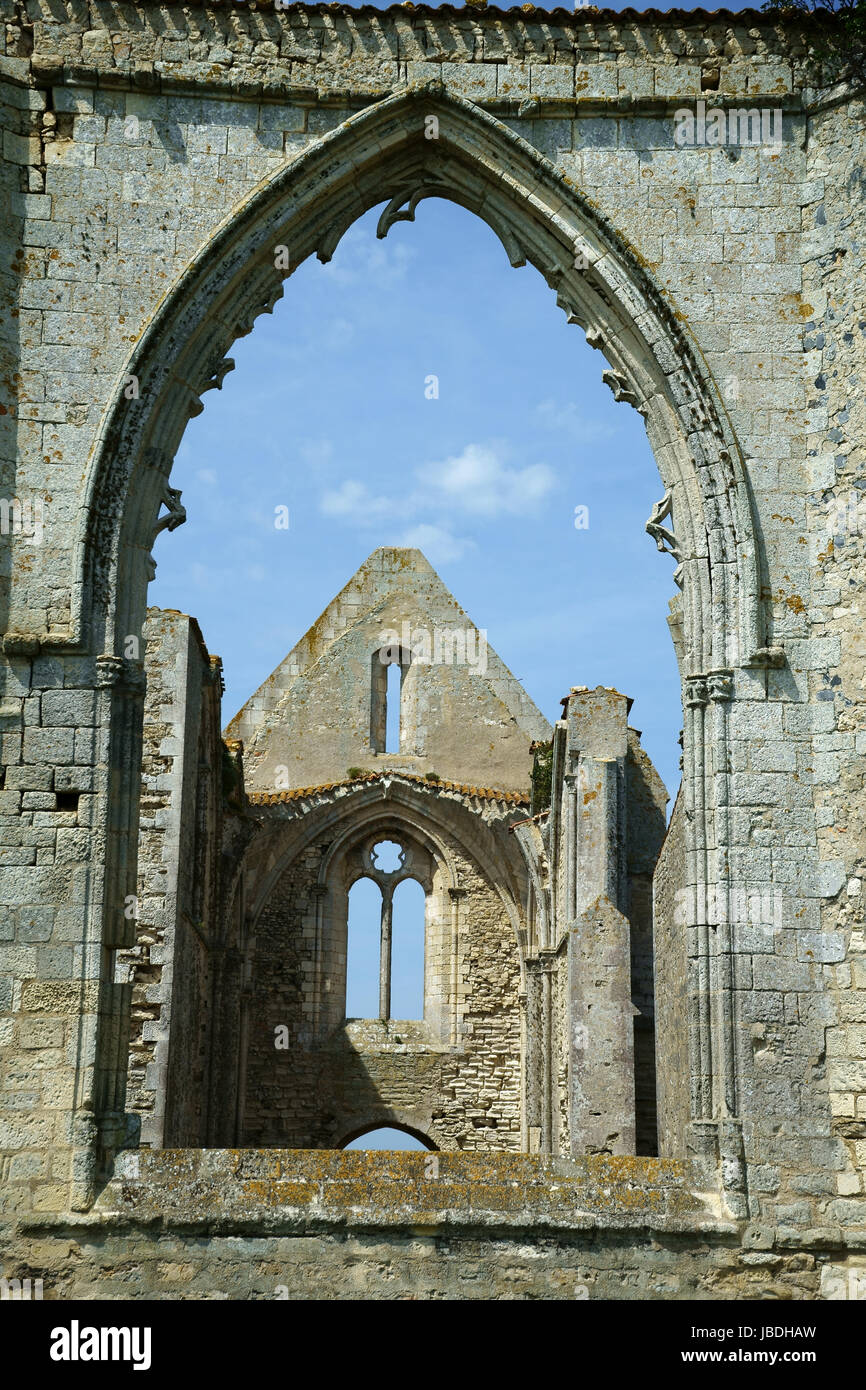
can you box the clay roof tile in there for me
[247,769,530,809]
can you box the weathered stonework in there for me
[1,1,865,1299]
[119,553,663,1163]
[227,546,550,793]
[118,607,227,1150]
[8,1150,862,1301]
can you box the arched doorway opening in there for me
[341,1123,436,1152]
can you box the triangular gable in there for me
[227,547,551,794]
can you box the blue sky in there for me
[151,199,683,797]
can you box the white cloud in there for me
[320,479,397,526]
[320,231,415,287]
[196,468,218,485]
[421,443,555,516]
[536,399,618,443]
[398,523,474,565]
[318,443,555,545]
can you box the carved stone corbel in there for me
[646,489,684,587]
[95,654,125,688]
[603,367,648,419]
[146,482,186,581]
[187,356,235,418]
[744,646,786,669]
[95,654,146,694]
[707,672,734,703]
[683,675,709,708]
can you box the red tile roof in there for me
[128,4,790,18]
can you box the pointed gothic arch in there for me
[80,81,764,669]
[337,1119,439,1152]
[78,82,770,1196]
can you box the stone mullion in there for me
[518,986,530,1152]
[523,964,543,1153]
[539,952,558,1154]
[522,955,555,1155]
[233,930,256,1146]
[235,982,251,1148]
[204,944,229,1147]
[379,883,393,1021]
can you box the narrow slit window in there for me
[385,660,401,754]
[370,646,412,756]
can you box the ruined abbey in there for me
[121,547,667,1161]
[1,0,865,1301]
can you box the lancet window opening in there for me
[370,645,413,755]
[345,839,425,1022]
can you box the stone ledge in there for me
[63,1149,736,1234]
[13,67,811,114]
[3,1213,840,1300]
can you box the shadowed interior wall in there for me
[244,819,525,1150]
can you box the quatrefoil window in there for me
[370,840,405,874]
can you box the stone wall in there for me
[4,1149,862,1301]
[226,547,551,795]
[517,688,667,1158]
[1,0,865,1290]
[118,607,225,1149]
[801,98,866,1219]
[653,787,689,1161]
[242,791,526,1150]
